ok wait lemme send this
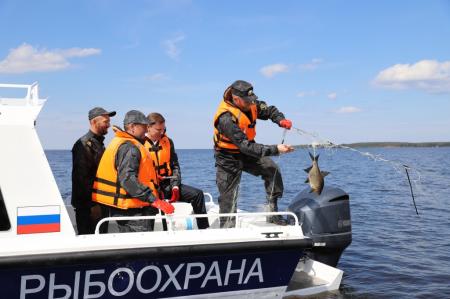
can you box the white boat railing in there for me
[203,192,214,204]
[94,211,300,234]
[0,82,41,105]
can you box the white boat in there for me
[0,83,344,298]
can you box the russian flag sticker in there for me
[17,206,61,234]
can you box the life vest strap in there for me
[217,137,235,145]
[114,174,121,206]
[148,145,163,152]
[214,134,240,153]
[92,189,131,200]
[94,177,117,187]
[156,162,168,170]
[93,176,123,205]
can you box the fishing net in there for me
[290,126,422,215]
[225,125,424,226]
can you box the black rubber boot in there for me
[266,199,287,226]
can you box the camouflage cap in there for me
[123,110,150,126]
[230,80,258,103]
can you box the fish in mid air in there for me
[304,152,330,195]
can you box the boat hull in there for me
[0,239,310,298]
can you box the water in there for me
[46,147,450,298]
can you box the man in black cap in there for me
[213,80,295,228]
[92,110,174,233]
[71,107,116,234]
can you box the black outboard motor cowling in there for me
[287,186,352,267]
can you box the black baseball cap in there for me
[123,110,150,126]
[88,107,116,120]
[230,80,258,103]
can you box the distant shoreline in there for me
[296,142,450,148]
[45,142,450,151]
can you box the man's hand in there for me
[277,144,295,154]
[279,119,292,129]
[169,186,180,203]
[151,199,175,214]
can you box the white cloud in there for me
[260,63,289,78]
[327,92,337,100]
[144,73,169,81]
[373,59,450,93]
[335,106,361,114]
[297,90,317,98]
[163,34,186,60]
[59,48,101,57]
[300,58,323,70]
[260,59,323,78]
[0,43,101,74]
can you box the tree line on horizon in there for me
[294,142,450,148]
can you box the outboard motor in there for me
[288,186,352,267]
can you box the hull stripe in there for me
[17,223,60,234]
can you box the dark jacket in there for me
[115,141,157,203]
[71,131,105,209]
[216,98,284,151]
[146,137,181,191]
[214,101,285,172]
[214,98,286,172]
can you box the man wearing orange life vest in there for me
[145,112,209,229]
[92,110,174,233]
[213,80,295,228]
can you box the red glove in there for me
[169,186,180,203]
[151,199,175,214]
[279,119,292,129]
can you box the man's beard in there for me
[98,126,108,136]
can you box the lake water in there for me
[46,147,450,298]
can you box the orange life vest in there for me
[92,127,159,209]
[213,99,257,153]
[144,135,173,177]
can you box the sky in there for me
[1,0,449,149]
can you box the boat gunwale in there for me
[0,238,312,269]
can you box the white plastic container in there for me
[170,216,198,231]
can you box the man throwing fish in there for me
[213,80,295,228]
